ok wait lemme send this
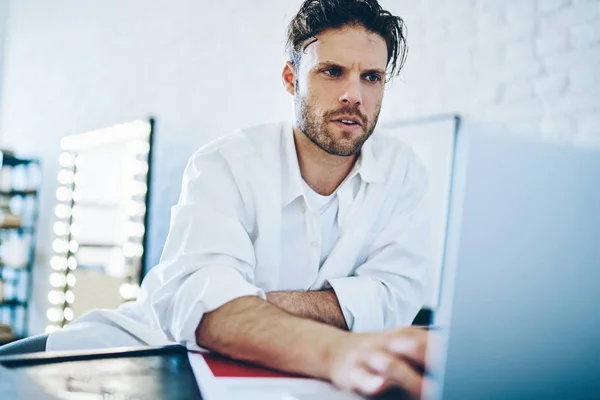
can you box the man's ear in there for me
[282,61,297,96]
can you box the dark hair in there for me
[286,0,408,78]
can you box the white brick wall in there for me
[380,0,600,145]
[0,0,598,334]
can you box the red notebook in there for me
[200,352,302,379]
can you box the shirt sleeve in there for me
[137,148,265,350]
[328,151,431,332]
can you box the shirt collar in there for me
[281,123,386,207]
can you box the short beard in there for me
[294,83,380,157]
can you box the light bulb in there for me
[73,173,83,185]
[55,204,70,219]
[52,239,68,254]
[69,240,79,253]
[46,308,63,323]
[53,222,68,236]
[127,202,146,217]
[50,256,67,271]
[56,187,72,202]
[66,273,76,287]
[59,152,75,168]
[67,257,77,270]
[57,170,74,185]
[75,155,85,168]
[126,222,145,237]
[119,283,140,300]
[72,189,82,202]
[134,161,149,175]
[45,325,60,334]
[48,290,65,305]
[49,273,66,288]
[65,291,75,304]
[63,307,74,321]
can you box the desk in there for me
[0,346,203,399]
[0,346,410,399]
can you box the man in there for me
[20,0,434,397]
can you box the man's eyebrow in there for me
[313,62,386,76]
[363,68,387,76]
[314,61,343,70]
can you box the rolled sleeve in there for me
[328,276,383,332]
[169,265,265,350]
[138,147,263,350]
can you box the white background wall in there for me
[0,0,598,335]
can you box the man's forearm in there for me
[196,296,348,380]
[266,289,349,330]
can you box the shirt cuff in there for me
[327,276,384,332]
[168,265,266,351]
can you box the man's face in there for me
[290,25,388,157]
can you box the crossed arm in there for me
[265,289,349,330]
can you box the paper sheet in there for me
[187,352,363,400]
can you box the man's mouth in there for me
[335,119,360,126]
[332,115,363,127]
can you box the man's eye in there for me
[323,68,341,77]
[365,74,382,83]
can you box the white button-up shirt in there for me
[47,121,430,351]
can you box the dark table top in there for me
[0,345,203,400]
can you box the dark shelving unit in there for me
[0,152,41,344]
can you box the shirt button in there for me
[310,240,318,247]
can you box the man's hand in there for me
[327,327,436,398]
[197,297,436,399]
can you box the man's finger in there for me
[347,365,388,396]
[375,353,424,399]
[387,330,428,368]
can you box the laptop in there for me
[426,124,600,400]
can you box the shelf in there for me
[0,226,35,234]
[0,299,27,308]
[0,264,30,273]
[0,189,38,197]
[0,154,39,167]
[78,243,121,249]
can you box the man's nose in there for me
[338,77,363,106]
